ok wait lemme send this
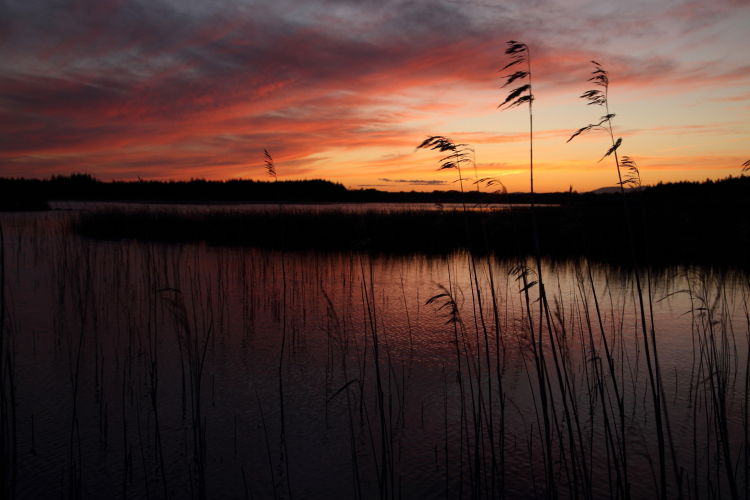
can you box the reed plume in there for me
[619,156,642,189]
[264,149,277,181]
[499,41,535,194]
[567,61,626,176]
[417,136,473,195]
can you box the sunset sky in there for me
[1,0,748,192]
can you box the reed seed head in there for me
[499,40,533,109]
[263,149,277,180]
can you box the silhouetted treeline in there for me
[0,174,350,208]
[2,173,748,216]
[0,173,569,207]
[344,187,574,204]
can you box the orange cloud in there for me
[1,0,748,192]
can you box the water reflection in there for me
[50,201,546,214]
[2,211,747,499]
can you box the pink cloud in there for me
[1,0,748,190]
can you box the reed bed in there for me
[0,209,747,499]
[73,202,748,267]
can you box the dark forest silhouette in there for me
[49,174,749,267]
[2,173,748,265]
[1,172,748,209]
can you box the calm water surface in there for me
[49,200,550,213]
[1,207,747,499]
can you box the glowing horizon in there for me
[1,0,748,193]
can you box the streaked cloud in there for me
[1,0,748,191]
[378,178,448,186]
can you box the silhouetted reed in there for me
[569,60,684,500]
[1,206,748,498]
[264,149,277,181]
[2,38,749,500]
[0,223,17,499]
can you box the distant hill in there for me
[589,186,622,194]
[589,185,653,194]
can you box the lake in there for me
[1,205,747,499]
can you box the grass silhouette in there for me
[1,41,749,500]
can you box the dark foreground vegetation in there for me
[2,173,746,265]
[1,171,747,206]
[0,174,351,208]
[72,175,750,267]
[1,172,568,207]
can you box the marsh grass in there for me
[568,60,687,500]
[264,149,277,181]
[71,198,748,267]
[498,41,594,498]
[1,210,748,499]
[0,222,17,499]
[1,40,749,500]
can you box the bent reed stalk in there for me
[569,60,682,499]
